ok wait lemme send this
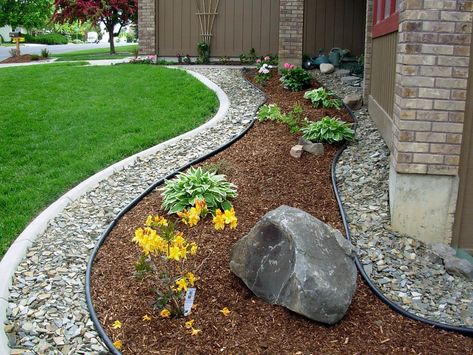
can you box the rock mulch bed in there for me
[312,69,473,328]
[4,67,265,354]
[88,69,473,354]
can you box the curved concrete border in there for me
[0,67,229,354]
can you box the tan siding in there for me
[157,0,280,57]
[303,0,366,56]
[371,32,397,117]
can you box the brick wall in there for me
[392,0,473,175]
[363,0,374,103]
[278,0,304,66]
[138,0,156,55]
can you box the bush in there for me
[161,167,237,214]
[304,88,342,109]
[301,117,354,144]
[197,42,210,64]
[280,63,311,91]
[258,103,304,134]
[25,33,68,45]
[40,48,50,58]
[30,54,40,61]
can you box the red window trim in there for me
[373,0,399,38]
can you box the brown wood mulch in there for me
[0,54,47,64]
[90,69,473,354]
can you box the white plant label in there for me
[183,288,196,316]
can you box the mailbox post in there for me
[9,32,23,57]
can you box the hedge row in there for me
[24,33,68,45]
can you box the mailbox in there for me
[9,32,23,38]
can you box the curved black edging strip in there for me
[85,67,268,354]
[331,106,473,337]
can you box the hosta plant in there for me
[304,88,342,109]
[301,117,354,144]
[161,167,237,214]
[280,63,311,92]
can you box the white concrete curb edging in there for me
[0,67,229,354]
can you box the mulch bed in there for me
[0,54,47,64]
[90,69,473,354]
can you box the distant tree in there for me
[52,0,137,54]
[0,0,53,31]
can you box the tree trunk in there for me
[107,26,116,54]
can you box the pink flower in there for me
[283,62,293,69]
[256,59,262,63]
[264,56,271,61]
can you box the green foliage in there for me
[25,33,68,45]
[40,48,50,58]
[258,103,304,134]
[303,88,342,109]
[134,254,153,278]
[280,67,311,92]
[219,56,230,65]
[197,42,210,64]
[30,54,40,61]
[161,167,237,214]
[0,0,52,30]
[239,48,257,64]
[301,117,354,144]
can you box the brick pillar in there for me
[363,0,374,104]
[138,0,156,55]
[278,0,304,67]
[389,0,473,244]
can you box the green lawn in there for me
[0,63,218,256]
[53,44,138,61]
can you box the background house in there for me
[138,0,472,255]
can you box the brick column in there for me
[389,0,473,244]
[138,0,156,55]
[363,0,374,104]
[278,0,304,67]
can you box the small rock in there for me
[303,142,324,155]
[335,69,351,77]
[444,257,473,280]
[431,243,456,259]
[320,63,335,74]
[290,145,303,158]
[343,94,363,111]
[341,76,361,84]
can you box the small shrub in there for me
[304,88,342,109]
[258,103,304,134]
[255,63,274,84]
[197,42,210,64]
[280,63,311,91]
[25,33,68,45]
[9,48,18,57]
[239,48,257,64]
[161,167,237,214]
[256,55,278,68]
[183,54,192,64]
[40,48,50,58]
[301,117,354,144]
[219,56,230,65]
[30,54,40,61]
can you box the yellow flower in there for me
[189,243,198,256]
[194,198,208,216]
[224,208,238,229]
[187,272,197,286]
[112,320,122,329]
[142,314,151,321]
[219,307,231,317]
[213,209,225,230]
[177,210,189,225]
[185,319,194,329]
[173,233,186,248]
[155,215,168,226]
[176,277,188,292]
[168,245,181,261]
[145,215,153,226]
[160,309,171,318]
[113,339,123,350]
[190,327,201,336]
[187,207,201,227]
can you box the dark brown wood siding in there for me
[371,32,397,117]
[453,41,473,254]
[303,0,366,57]
[157,0,280,57]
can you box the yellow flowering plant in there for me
[132,214,199,317]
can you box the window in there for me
[373,0,400,38]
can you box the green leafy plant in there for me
[280,63,311,91]
[30,54,40,61]
[24,33,68,45]
[301,117,354,144]
[219,56,230,65]
[197,42,210,64]
[239,48,257,64]
[303,88,342,109]
[40,48,50,58]
[161,167,237,214]
[258,103,305,134]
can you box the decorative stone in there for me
[298,138,324,155]
[320,63,335,74]
[290,145,303,158]
[335,69,351,77]
[230,205,357,325]
[343,94,363,111]
[444,257,473,280]
[431,243,456,259]
[341,76,361,85]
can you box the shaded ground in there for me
[90,70,473,354]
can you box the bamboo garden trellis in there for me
[195,0,220,45]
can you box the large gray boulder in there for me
[230,205,357,325]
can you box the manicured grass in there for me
[0,63,218,256]
[53,44,138,61]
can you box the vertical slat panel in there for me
[303,0,367,57]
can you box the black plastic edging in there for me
[85,67,267,354]
[331,105,473,337]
